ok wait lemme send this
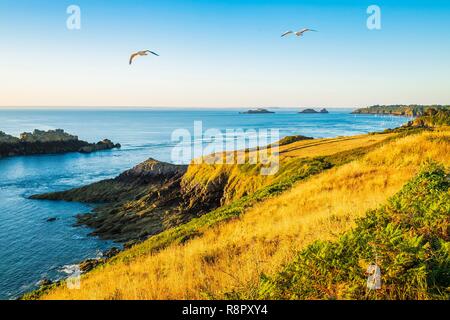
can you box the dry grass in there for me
[278,133,394,158]
[42,129,450,300]
[182,133,395,204]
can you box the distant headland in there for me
[352,104,450,117]
[0,129,121,158]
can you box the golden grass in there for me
[278,133,394,158]
[42,129,450,300]
[182,133,395,204]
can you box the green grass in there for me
[253,162,449,300]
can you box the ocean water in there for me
[0,108,410,299]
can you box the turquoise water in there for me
[0,108,409,299]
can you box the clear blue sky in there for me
[1,0,449,107]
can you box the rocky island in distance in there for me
[0,129,121,158]
[240,108,275,114]
[299,108,329,114]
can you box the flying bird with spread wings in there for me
[281,28,318,38]
[129,50,159,65]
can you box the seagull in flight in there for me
[129,50,159,65]
[281,28,318,38]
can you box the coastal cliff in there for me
[30,132,395,244]
[0,129,120,158]
[27,119,450,300]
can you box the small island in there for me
[0,129,121,158]
[240,108,275,114]
[299,108,329,114]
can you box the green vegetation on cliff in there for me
[256,163,449,300]
[411,109,450,127]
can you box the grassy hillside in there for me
[35,127,450,300]
[181,133,395,206]
[257,163,449,300]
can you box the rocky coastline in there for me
[0,129,121,158]
[30,157,223,244]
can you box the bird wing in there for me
[147,50,160,56]
[301,28,318,33]
[129,52,138,65]
[281,30,293,37]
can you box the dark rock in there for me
[46,217,58,222]
[31,158,194,243]
[79,259,104,273]
[117,158,187,184]
[39,278,53,287]
[103,247,121,259]
[78,139,121,154]
[320,108,329,113]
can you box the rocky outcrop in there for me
[0,131,20,144]
[299,108,329,114]
[79,139,121,153]
[30,158,211,243]
[78,247,121,273]
[32,158,187,203]
[0,129,120,158]
[117,158,187,184]
[240,108,275,114]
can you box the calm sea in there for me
[0,108,409,299]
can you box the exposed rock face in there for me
[0,129,120,158]
[79,259,102,273]
[31,158,212,243]
[117,158,187,184]
[0,131,20,144]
